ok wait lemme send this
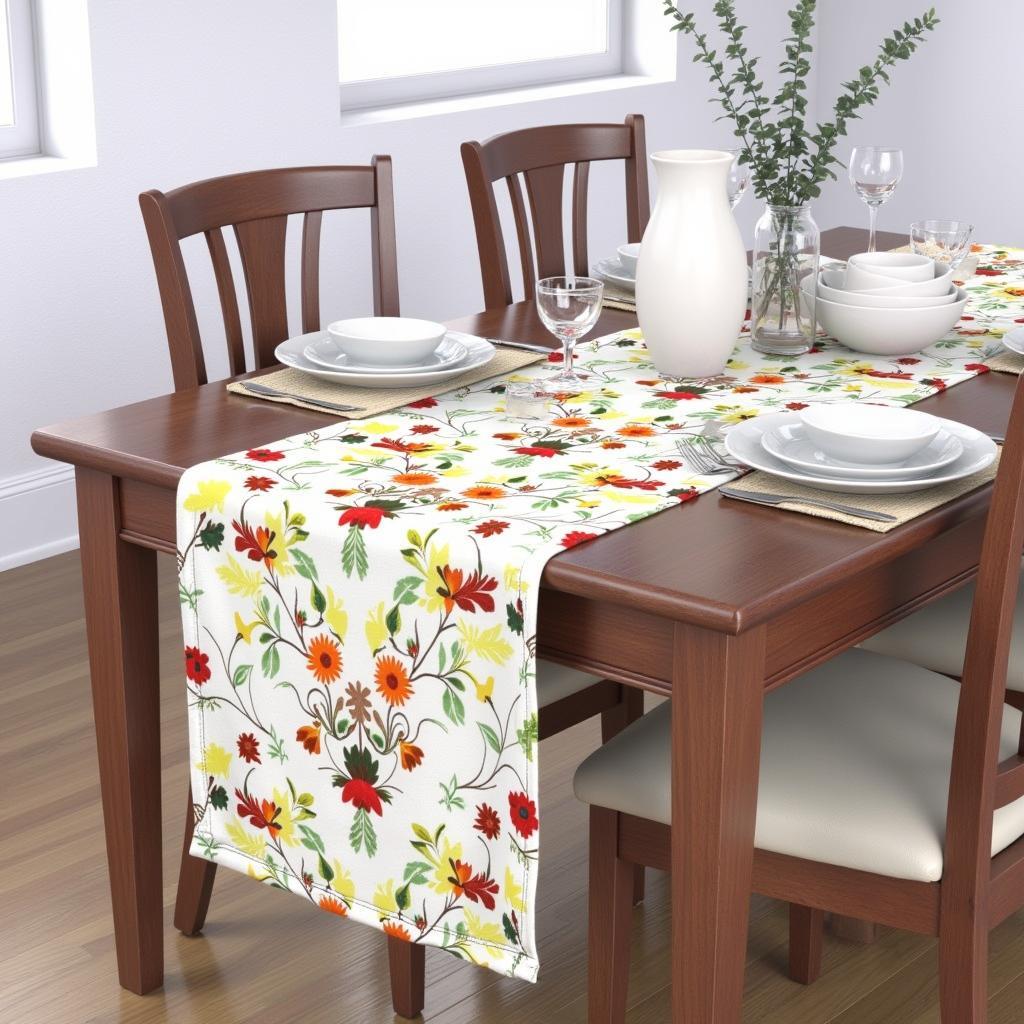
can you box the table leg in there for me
[76,468,163,994]
[671,622,766,1023]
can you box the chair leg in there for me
[174,783,217,936]
[600,687,647,905]
[588,806,634,1024]
[788,904,825,985]
[938,915,986,1023]
[388,936,425,1019]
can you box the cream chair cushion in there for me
[860,572,1024,691]
[574,648,1024,883]
[537,660,607,708]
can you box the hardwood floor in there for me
[4,551,1024,1023]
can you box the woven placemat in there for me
[227,346,544,418]
[987,349,1023,376]
[723,449,1000,533]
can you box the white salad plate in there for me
[275,331,495,388]
[304,333,468,373]
[593,256,636,290]
[761,421,964,480]
[725,411,996,494]
[1001,326,1024,356]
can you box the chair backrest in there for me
[139,159,399,390]
[946,373,1024,899]
[461,116,649,310]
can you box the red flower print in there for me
[975,267,1002,276]
[655,390,701,400]
[860,370,913,380]
[407,397,438,408]
[437,501,468,511]
[922,377,948,390]
[964,363,990,374]
[326,488,355,498]
[546,350,578,362]
[399,741,423,771]
[237,732,261,763]
[185,646,211,684]
[674,488,699,503]
[651,459,682,471]
[232,519,277,568]
[336,745,387,817]
[896,357,922,364]
[514,445,560,457]
[448,859,500,910]
[474,803,501,840]
[436,565,498,614]
[235,789,282,837]
[474,520,510,538]
[960,316,974,322]
[1015,318,1024,324]
[245,448,285,462]
[785,401,809,411]
[338,506,385,529]
[508,791,539,840]
[595,473,663,491]
[244,475,277,492]
[296,723,322,755]
[636,379,662,386]
[492,431,521,440]
[561,530,599,549]
[371,437,434,454]
[410,424,439,434]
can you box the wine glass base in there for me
[537,370,590,397]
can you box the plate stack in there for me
[592,243,639,301]
[274,317,495,390]
[725,405,997,494]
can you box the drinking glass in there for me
[848,147,904,253]
[535,276,604,392]
[727,149,750,210]
[910,219,974,269]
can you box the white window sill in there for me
[338,71,671,127]
[0,152,96,181]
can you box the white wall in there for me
[8,0,982,569]
[813,0,1024,245]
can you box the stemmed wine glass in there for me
[535,276,604,393]
[848,146,904,253]
[727,148,750,210]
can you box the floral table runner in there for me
[177,245,1024,981]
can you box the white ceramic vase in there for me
[635,149,748,378]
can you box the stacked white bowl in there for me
[801,252,968,356]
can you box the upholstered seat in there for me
[860,571,1024,690]
[575,648,1024,883]
[537,660,604,707]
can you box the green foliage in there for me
[663,1,939,205]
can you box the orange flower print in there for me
[235,790,282,837]
[307,634,342,684]
[447,859,500,910]
[375,655,413,706]
[399,741,424,771]
[296,723,322,755]
[392,471,438,486]
[749,373,786,384]
[436,565,498,613]
[617,424,655,438]
[383,921,412,941]
[601,440,626,449]
[319,896,348,916]
[492,431,521,440]
[437,501,468,511]
[551,416,590,427]
[462,485,507,500]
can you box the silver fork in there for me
[675,437,737,475]
[719,485,898,523]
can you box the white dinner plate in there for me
[1002,327,1024,356]
[725,411,996,494]
[304,333,468,373]
[275,331,496,388]
[761,421,964,480]
[592,256,636,290]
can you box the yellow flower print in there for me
[727,358,749,370]
[720,408,760,425]
[869,379,916,391]
[474,675,495,702]
[358,421,401,434]
[503,565,528,592]
[182,479,232,514]
[420,542,452,613]
[264,511,299,575]
[324,587,348,640]
[365,602,389,652]
[330,859,356,901]
[605,491,662,506]
[505,866,525,913]
[440,466,469,478]
[430,837,463,895]
[843,384,862,392]
[271,787,298,847]
[373,879,400,914]
[575,498,600,508]
[461,910,505,960]
[622,327,643,341]
[595,409,629,420]
[198,742,232,779]
[233,611,259,644]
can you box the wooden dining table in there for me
[31,226,1016,1022]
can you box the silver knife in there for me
[488,338,555,354]
[719,485,898,523]
[240,380,362,413]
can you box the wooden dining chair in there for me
[574,375,1024,1023]
[139,161,646,1020]
[461,115,650,309]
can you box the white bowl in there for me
[799,405,941,464]
[807,286,968,356]
[843,261,954,297]
[848,251,934,282]
[617,242,640,276]
[325,317,447,367]
[817,269,958,309]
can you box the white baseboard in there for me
[0,464,79,571]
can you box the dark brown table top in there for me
[33,227,1013,632]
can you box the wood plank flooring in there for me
[3,551,1024,1023]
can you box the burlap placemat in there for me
[987,349,1023,376]
[226,345,544,418]
[601,283,636,313]
[723,449,1000,533]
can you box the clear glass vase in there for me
[751,203,820,356]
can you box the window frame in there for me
[0,0,40,159]
[338,0,624,112]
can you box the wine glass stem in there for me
[561,332,574,372]
[867,203,879,253]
